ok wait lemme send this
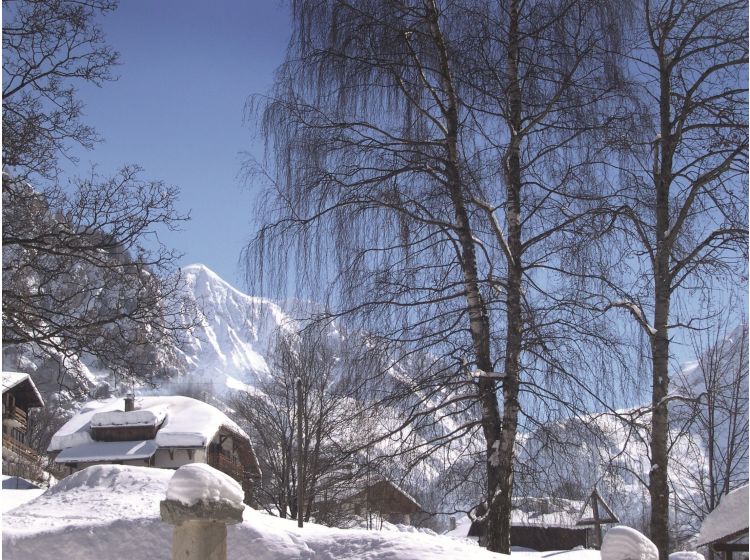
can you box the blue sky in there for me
[61,1,291,287]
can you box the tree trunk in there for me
[650,297,670,559]
[650,59,674,560]
[485,0,523,552]
[424,1,505,551]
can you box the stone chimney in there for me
[124,393,135,412]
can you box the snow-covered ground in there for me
[2,465,709,560]
[2,465,517,560]
[1,476,45,514]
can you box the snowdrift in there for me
[2,465,509,560]
[600,526,658,560]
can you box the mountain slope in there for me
[170,264,296,393]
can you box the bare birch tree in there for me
[591,1,748,556]
[246,0,632,552]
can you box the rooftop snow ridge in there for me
[90,407,167,428]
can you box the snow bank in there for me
[3,464,513,560]
[1,487,46,514]
[513,551,600,560]
[1,476,45,514]
[696,485,749,547]
[444,515,475,538]
[166,463,244,506]
[670,552,705,560]
[601,526,658,560]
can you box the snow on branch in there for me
[601,300,657,336]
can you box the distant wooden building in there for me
[468,495,600,551]
[696,485,749,560]
[348,479,422,525]
[47,395,262,503]
[318,478,423,527]
[2,372,45,478]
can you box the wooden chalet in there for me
[317,478,423,526]
[347,479,423,525]
[696,485,749,560]
[48,395,262,503]
[2,372,45,474]
[468,495,606,551]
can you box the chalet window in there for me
[10,427,25,443]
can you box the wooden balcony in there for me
[208,451,247,484]
[2,406,28,430]
[2,433,41,465]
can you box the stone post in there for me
[160,498,244,560]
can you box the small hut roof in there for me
[351,478,422,514]
[696,485,749,548]
[576,488,619,526]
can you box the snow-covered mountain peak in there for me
[170,264,297,394]
[182,263,273,307]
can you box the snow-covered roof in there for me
[511,496,585,528]
[696,485,749,547]
[1,371,44,407]
[347,478,422,512]
[55,440,159,463]
[380,479,422,510]
[90,407,167,429]
[49,395,249,452]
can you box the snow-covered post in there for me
[160,464,245,560]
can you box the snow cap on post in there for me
[161,464,244,560]
[166,463,244,507]
[601,526,658,560]
[161,464,244,528]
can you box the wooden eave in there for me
[4,378,44,410]
[701,529,750,549]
